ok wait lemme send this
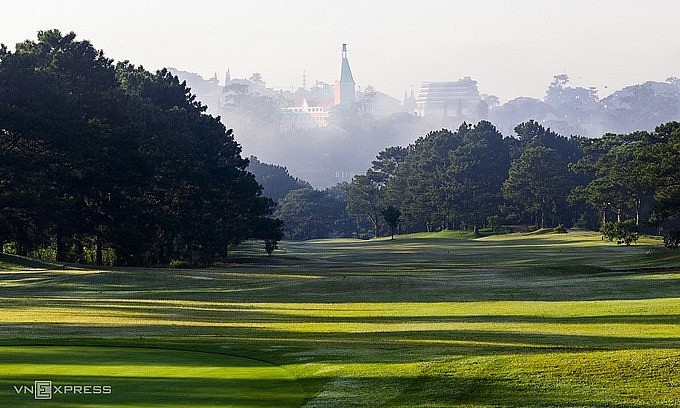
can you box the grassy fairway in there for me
[0,346,304,407]
[0,231,678,407]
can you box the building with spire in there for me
[333,44,356,106]
[280,43,363,128]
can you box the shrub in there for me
[600,219,639,245]
[574,214,590,229]
[663,229,680,249]
[553,224,568,233]
[264,239,278,255]
[170,259,192,268]
[487,216,502,233]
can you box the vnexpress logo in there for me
[13,380,112,399]
[34,381,52,399]
[13,381,52,400]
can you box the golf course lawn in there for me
[0,230,678,407]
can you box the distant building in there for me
[402,88,416,113]
[415,77,481,118]
[369,91,403,117]
[333,44,356,106]
[282,43,357,128]
[282,98,331,128]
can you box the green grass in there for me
[396,230,477,240]
[0,231,678,407]
[0,346,304,407]
[0,252,63,271]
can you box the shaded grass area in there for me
[0,232,678,406]
[0,346,304,407]
[0,253,64,271]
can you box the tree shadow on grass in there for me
[0,369,668,408]
[0,375,306,407]
[0,346,308,407]
[0,338,676,407]
[1,323,678,363]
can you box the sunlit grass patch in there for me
[394,230,478,240]
[626,273,680,281]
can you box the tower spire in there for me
[334,43,356,105]
[339,44,354,84]
[224,68,231,86]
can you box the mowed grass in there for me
[0,346,304,407]
[0,231,678,407]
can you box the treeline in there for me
[351,119,680,245]
[0,31,282,266]
[273,120,680,247]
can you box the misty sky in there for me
[2,0,680,102]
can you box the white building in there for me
[282,43,357,128]
[282,98,331,128]
[415,77,481,118]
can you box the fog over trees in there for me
[173,69,680,189]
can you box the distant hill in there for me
[602,80,680,133]
[491,76,680,137]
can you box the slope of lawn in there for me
[0,230,678,407]
[0,346,304,407]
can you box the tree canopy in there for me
[0,30,280,265]
[372,122,509,233]
[2,32,679,255]
[343,119,679,246]
[247,156,310,202]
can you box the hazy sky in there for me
[3,0,679,102]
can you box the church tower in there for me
[334,44,356,106]
[224,68,231,86]
[403,87,417,113]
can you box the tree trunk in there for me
[75,242,84,264]
[635,198,641,226]
[95,235,103,266]
[15,242,26,256]
[540,208,546,229]
[55,233,66,263]
[372,213,380,238]
[617,208,622,222]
